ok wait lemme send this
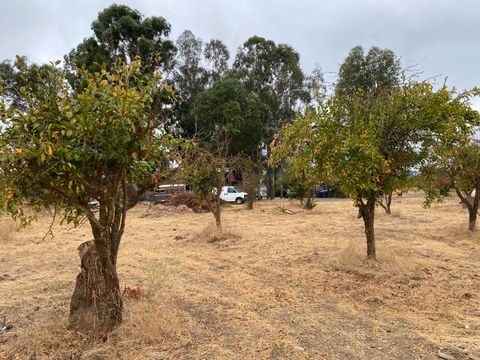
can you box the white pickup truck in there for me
[219,186,247,204]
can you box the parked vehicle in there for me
[316,189,329,198]
[256,185,267,200]
[145,184,188,204]
[219,186,247,204]
[88,199,100,209]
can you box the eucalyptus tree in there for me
[204,39,230,83]
[185,78,267,211]
[173,30,231,138]
[336,45,401,100]
[172,30,208,137]
[233,36,307,198]
[65,4,175,74]
[305,64,327,108]
[192,78,267,157]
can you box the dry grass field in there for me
[0,194,479,359]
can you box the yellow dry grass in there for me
[0,194,479,359]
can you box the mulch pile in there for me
[141,204,193,218]
[170,192,210,213]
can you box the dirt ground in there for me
[0,194,479,359]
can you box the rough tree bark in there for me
[69,240,123,332]
[208,191,222,230]
[213,204,222,230]
[69,176,130,332]
[358,195,376,259]
[245,193,254,210]
[469,210,477,232]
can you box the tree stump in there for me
[69,241,123,332]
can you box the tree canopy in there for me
[0,56,56,111]
[233,36,307,198]
[172,30,231,139]
[336,45,401,100]
[192,78,267,158]
[65,4,175,74]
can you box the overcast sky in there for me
[1,0,479,106]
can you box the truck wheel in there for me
[235,197,243,204]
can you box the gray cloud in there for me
[1,0,479,106]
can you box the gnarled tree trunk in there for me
[69,240,122,332]
[454,185,479,232]
[69,177,130,332]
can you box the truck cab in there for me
[219,186,247,204]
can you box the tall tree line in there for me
[1,4,319,200]
[172,32,312,198]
